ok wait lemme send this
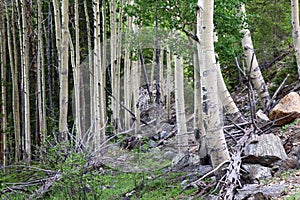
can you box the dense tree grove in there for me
[0,0,300,198]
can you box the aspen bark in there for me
[0,0,6,166]
[291,0,300,80]
[74,0,82,139]
[93,0,105,148]
[240,5,270,109]
[174,56,189,153]
[12,0,21,161]
[84,0,93,141]
[110,0,119,133]
[59,0,69,140]
[20,0,31,161]
[124,8,132,130]
[201,0,229,175]
[166,45,172,120]
[132,60,141,134]
[37,0,45,143]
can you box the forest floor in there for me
[2,86,300,199]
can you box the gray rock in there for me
[236,183,285,200]
[198,165,213,176]
[160,130,168,139]
[243,134,288,166]
[242,164,272,183]
[149,139,157,148]
[163,150,177,160]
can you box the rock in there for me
[236,184,285,200]
[163,150,177,160]
[242,164,272,183]
[269,92,300,125]
[149,139,157,148]
[256,109,269,121]
[198,165,213,176]
[243,134,288,166]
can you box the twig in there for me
[187,160,229,189]
[265,74,290,113]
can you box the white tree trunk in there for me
[124,10,132,130]
[291,0,300,80]
[20,0,31,161]
[59,0,69,141]
[74,0,82,140]
[174,56,189,153]
[166,45,172,120]
[201,0,230,174]
[240,4,270,108]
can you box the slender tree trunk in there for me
[20,0,31,162]
[201,0,230,176]
[110,0,119,133]
[101,0,107,129]
[291,0,300,80]
[93,0,105,149]
[132,59,141,134]
[84,0,93,143]
[195,0,208,162]
[166,45,172,120]
[240,4,270,109]
[12,0,21,161]
[52,0,61,66]
[59,0,69,141]
[74,0,82,140]
[0,0,7,166]
[37,0,45,143]
[124,9,132,130]
[174,56,189,153]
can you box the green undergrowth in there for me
[1,166,197,200]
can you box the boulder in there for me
[269,92,300,125]
[236,184,285,200]
[242,164,272,183]
[243,134,288,166]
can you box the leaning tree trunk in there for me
[291,0,300,80]
[240,4,270,109]
[174,56,189,153]
[200,0,230,177]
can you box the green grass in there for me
[1,167,197,200]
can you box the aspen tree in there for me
[101,0,107,126]
[291,0,300,80]
[195,0,208,161]
[59,0,69,140]
[84,0,93,141]
[52,0,61,65]
[93,0,105,148]
[74,0,82,139]
[0,0,6,166]
[110,0,119,133]
[124,3,133,130]
[174,56,189,153]
[132,59,141,134]
[11,0,21,161]
[37,0,46,142]
[200,0,230,175]
[240,4,270,109]
[166,45,172,120]
[20,0,31,161]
